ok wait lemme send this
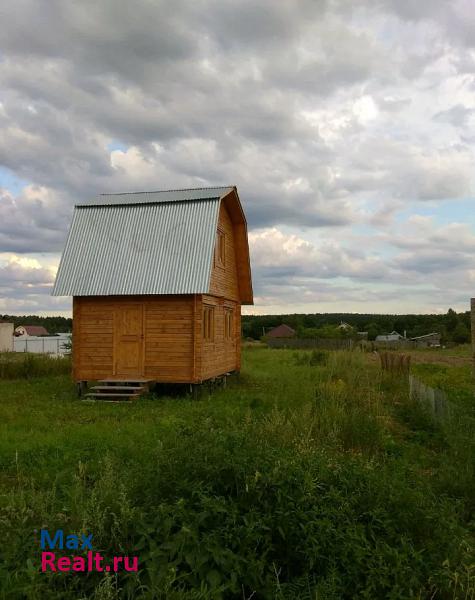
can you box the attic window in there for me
[203,305,215,342]
[215,229,225,267]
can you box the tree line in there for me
[242,308,472,344]
[2,309,471,344]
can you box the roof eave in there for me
[219,187,254,305]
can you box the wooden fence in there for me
[266,338,354,350]
[377,350,475,426]
[378,351,411,375]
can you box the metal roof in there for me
[80,186,234,207]
[266,324,296,338]
[52,195,222,297]
[410,332,440,340]
[375,333,404,342]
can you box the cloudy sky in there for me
[0,0,474,316]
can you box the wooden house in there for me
[266,324,296,339]
[52,186,253,397]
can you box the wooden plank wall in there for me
[144,296,193,382]
[199,295,241,380]
[73,296,114,381]
[74,295,194,382]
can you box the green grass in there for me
[0,353,71,379]
[411,344,472,359]
[0,349,474,599]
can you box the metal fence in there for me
[409,374,452,420]
[13,335,71,355]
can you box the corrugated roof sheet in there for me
[81,186,234,207]
[375,334,403,342]
[52,196,221,296]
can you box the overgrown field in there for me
[0,349,474,599]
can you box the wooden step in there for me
[84,392,141,400]
[82,397,138,403]
[90,385,146,394]
[84,379,153,402]
[98,379,153,384]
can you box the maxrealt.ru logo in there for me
[39,529,138,573]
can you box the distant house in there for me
[410,332,441,348]
[337,321,352,331]
[266,324,296,339]
[375,331,404,343]
[14,325,49,337]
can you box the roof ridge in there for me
[99,186,234,197]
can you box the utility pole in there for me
[471,299,475,387]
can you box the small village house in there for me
[14,325,49,337]
[52,186,253,397]
[373,332,406,351]
[266,324,296,339]
[375,331,404,342]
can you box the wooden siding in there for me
[73,296,114,381]
[74,295,194,383]
[198,295,241,381]
[143,296,194,382]
[209,202,240,302]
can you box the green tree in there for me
[366,323,379,341]
[445,308,458,332]
[452,322,470,344]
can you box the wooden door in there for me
[114,304,144,377]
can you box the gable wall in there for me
[208,202,240,302]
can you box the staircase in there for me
[84,380,152,402]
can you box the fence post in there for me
[471,298,475,384]
[25,339,28,353]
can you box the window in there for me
[224,308,233,340]
[203,305,215,341]
[215,229,225,267]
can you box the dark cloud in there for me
[392,250,472,273]
[0,189,70,253]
